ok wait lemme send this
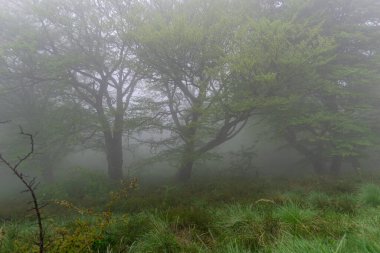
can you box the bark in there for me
[97,89,125,181]
[176,140,196,182]
[177,159,195,182]
[105,132,123,181]
[175,104,199,182]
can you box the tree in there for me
[0,78,95,181]
[1,0,143,180]
[241,0,380,176]
[134,0,253,181]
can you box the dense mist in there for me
[0,0,379,252]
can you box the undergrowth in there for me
[1,176,380,252]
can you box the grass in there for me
[1,175,380,252]
[357,183,380,207]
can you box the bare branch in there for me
[0,124,45,253]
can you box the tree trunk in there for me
[177,142,196,182]
[105,133,123,181]
[177,159,194,182]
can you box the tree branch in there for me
[0,125,45,253]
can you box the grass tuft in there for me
[358,184,380,207]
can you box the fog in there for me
[0,0,379,194]
[0,0,379,252]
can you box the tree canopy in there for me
[0,0,379,181]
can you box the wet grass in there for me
[1,174,380,252]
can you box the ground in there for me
[1,171,380,252]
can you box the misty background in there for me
[0,0,379,196]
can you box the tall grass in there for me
[2,179,380,252]
[358,184,380,207]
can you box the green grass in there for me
[358,183,380,207]
[2,176,380,252]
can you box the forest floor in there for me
[1,171,380,252]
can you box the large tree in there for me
[1,0,143,180]
[134,0,255,181]
[242,0,380,176]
